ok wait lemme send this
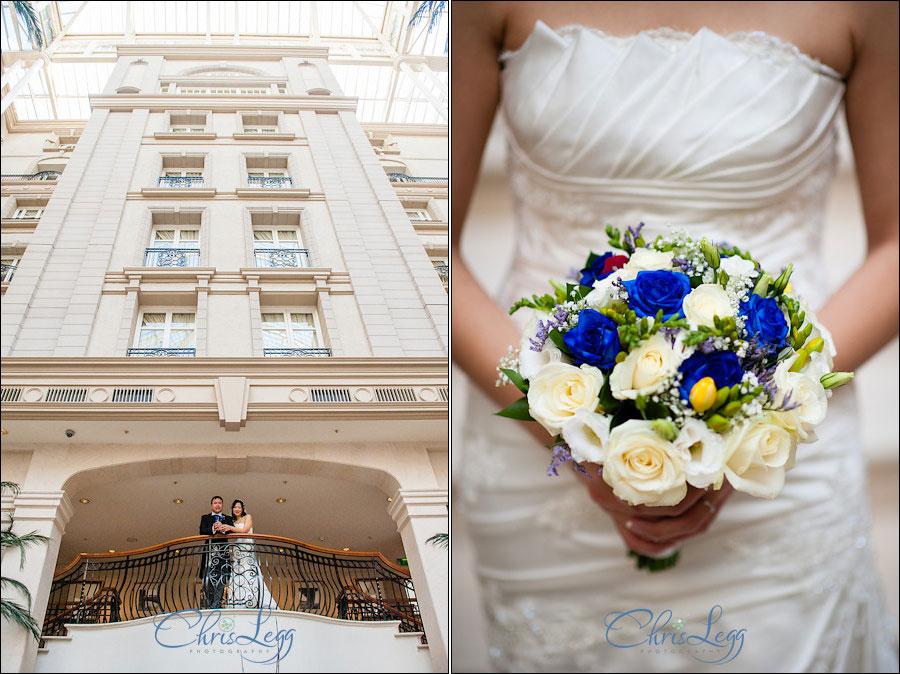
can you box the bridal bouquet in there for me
[496,224,853,570]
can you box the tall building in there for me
[1,3,448,672]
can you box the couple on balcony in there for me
[199,496,279,610]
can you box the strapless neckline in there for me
[500,20,843,81]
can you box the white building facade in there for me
[2,34,448,673]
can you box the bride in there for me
[219,500,280,610]
[452,2,898,671]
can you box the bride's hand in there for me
[581,465,735,556]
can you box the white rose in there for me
[619,248,676,281]
[561,409,612,464]
[602,420,689,507]
[610,333,689,400]
[585,271,626,308]
[527,363,604,435]
[719,255,758,279]
[723,416,797,498]
[682,283,734,328]
[674,418,727,489]
[518,311,565,380]
[771,359,827,442]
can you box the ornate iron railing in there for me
[386,173,448,184]
[126,348,196,357]
[143,248,201,267]
[157,176,204,187]
[263,348,332,357]
[1,262,17,282]
[247,176,293,188]
[434,264,449,281]
[43,535,422,639]
[1,171,62,182]
[253,248,310,267]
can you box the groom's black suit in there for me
[199,513,234,609]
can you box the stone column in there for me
[388,489,449,672]
[0,491,74,673]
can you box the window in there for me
[1,257,20,282]
[243,126,277,133]
[405,209,430,220]
[129,312,196,356]
[178,87,271,95]
[13,207,44,219]
[241,113,279,134]
[432,258,449,284]
[253,229,309,267]
[246,156,293,188]
[167,111,209,133]
[145,227,200,267]
[247,170,286,178]
[262,311,327,356]
[158,155,205,187]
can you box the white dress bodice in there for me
[458,22,898,672]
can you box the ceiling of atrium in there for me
[1,1,447,125]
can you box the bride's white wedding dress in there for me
[225,522,279,610]
[457,21,898,672]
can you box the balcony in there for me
[1,171,61,182]
[157,176,204,188]
[1,261,18,283]
[143,248,201,267]
[434,264,449,282]
[254,248,310,268]
[42,534,422,638]
[248,176,294,188]
[387,173,448,184]
[264,348,332,357]
[126,348,196,357]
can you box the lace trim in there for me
[501,23,844,82]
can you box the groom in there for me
[199,495,233,609]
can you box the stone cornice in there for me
[0,357,447,377]
[361,123,447,137]
[116,45,331,60]
[90,95,358,114]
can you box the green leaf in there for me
[547,329,572,356]
[598,378,621,412]
[499,368,529,394]
[494,396,535,421]
[610,402,640,430]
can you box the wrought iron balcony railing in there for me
[247,176,294,188]
[43,534,422,639]
[386,173,448,184]
[253,248,310,267]
[264,348,332,357]
[1,171,61,182]
[434,264,449,281]
[143,248,201,267]
[157,176,204,187]
[126,348,196,357]
[1,262,17,282]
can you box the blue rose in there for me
[677,351,743,401]
[623,270,691,320]
[578,252,629,286]
[563,309,621,370]
[741,294,788,349]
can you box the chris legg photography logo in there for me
[603,604,746,665]
[153,607,296,665]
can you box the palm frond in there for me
[1,482,21,496]
[425,532,448,550]
[12,1,44,49]
[0,529,50,569]
[0,597,42,642]
[408,1,447,54]
[1,577,33,610]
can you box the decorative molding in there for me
[361,123,447,137]
[139,187,217,199]
[152,131,217,140]
[117,45,331,60]
[89,95,358,114]
[234,187,311,199]
[231,132,296,141]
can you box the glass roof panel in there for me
[2,2,447,124]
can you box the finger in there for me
[613,519,683,557]
[625,483,734,543]
[585,477,708,518]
